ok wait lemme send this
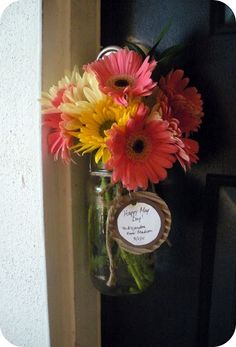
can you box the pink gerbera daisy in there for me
[42,86,75,163]
[43,113,74,164]
[105,109,178,190]
[84,48,157,106]
[41,67,85,163]
[158,69,204,134]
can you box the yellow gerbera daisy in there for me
[60,71,104,131]
[71,96,140,164]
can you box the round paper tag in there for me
[108,191,171,254]
[117,202,162,246]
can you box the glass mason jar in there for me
[88,161,156,295]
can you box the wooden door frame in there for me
[42,1,101,346]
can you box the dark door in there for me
[101,1,236,347]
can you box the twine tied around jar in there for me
[101,187,172,287]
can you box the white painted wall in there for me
[0,1,50,346]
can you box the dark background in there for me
[101,1,236,346]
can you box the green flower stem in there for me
[100,177,111,202]
[120,249,147,291]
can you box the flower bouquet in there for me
[41,32,204,295]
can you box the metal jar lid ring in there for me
[96,45,121,60]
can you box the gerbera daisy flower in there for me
[84,48,157,106]
[158,69,204,134]
[60,71,104,131]
[179,138,199,169]
[41,66,85,162]
[72,97,146,164]
[41,66,83,112]
[43,113,74,164]
[41,68,95,162]
[105,113,178,190]
[148,89,172,122]
[168,118,199,170]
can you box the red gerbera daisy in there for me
[179,138,199,169]
[84,48,157,106]
[105,108,178,190]
[158,69,204,134]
